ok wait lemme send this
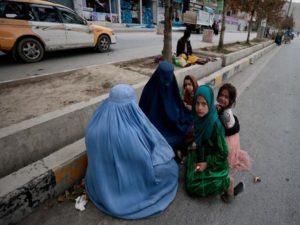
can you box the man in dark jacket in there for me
[176,29,192,57]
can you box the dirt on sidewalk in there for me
[0,63,153,129]
[0,40,266,129]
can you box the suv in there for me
[0,0,117,63]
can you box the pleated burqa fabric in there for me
[85,84,179,219]
[139,61,192,147]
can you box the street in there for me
[19,38,300,225]
[0,31,256,81]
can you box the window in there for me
[0,2,34,20]
[58,8,86,25]
[30,5,60,23]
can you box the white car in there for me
[0,0,117,63]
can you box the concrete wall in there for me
[194,40,274,66]
[0,139,87,225]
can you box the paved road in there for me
[20,38,300,225]
[0,31,256,81]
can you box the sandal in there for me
[234,182,244,196]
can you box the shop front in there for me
[157,0,184,21]
[79,0,154,24]
[71,0,184,25]
[82,0,119,22]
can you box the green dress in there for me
[186,124,230,197]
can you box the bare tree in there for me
[218,0,227,51]
[162,0,173,62]
[229,0,285,43]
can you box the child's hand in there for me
[186,104,192,111]
[216,104,222,112]
[184,102,192,111]
[194,162,208,172]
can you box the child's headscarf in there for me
[183,75,198,106]
[193,85,223,146]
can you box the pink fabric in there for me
[226,133,253,176]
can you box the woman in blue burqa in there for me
[139,61,193,157]
[85,84,179,219]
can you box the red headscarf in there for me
[183,75,198,105]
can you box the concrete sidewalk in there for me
[18,43,279,225]
[0,38,276,225]
[0,44,275,224]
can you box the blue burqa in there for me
[85,84,179,219]
[139,61,192,147]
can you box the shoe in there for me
[221,193,234,203]
[234,182,244,196]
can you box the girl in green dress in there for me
[185,85,242,202]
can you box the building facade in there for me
[51,0,187,25]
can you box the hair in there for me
[183,75,198,92]
[183,75,194,87]
[217,83,237,108]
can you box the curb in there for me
[0,42,277,225]
[0,139,87,225]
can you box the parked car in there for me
[0,0,117,63]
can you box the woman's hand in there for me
[194,162,208,172]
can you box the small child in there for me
[216,83,252,176]
[185,84,244,202]
[180,75,198,160]
[182,75,198,112]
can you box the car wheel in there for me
[17,38,44,63]
[97,35,111,52]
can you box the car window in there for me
[0,1,34,20]
[58,7,86,25]
[30,4,61,23]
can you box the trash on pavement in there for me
[75,194,88,211]
[253,176,261,183]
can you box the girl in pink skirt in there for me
[216,83,253,176]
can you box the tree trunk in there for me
[218,0,226,51]
[247,9,254,44]
[162,0,172,62]
[256,19,262,39]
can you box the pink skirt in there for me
[226,133,253,176]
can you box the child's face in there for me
[195,96,208,117]
[184,79,194,94]
[217,89,230,108]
